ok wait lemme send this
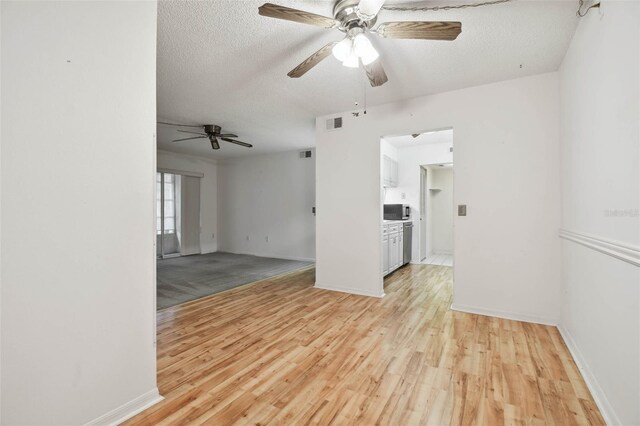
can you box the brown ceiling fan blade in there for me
[177,130,207,136]
[258,3,337,28]
[288,41,338,78]
[172,136,206,142]
[158,121,203,128]
[218,133,238,138]
[210,137,220,150]
[376,21,462,40]
[363,59,388,87]
[221,138,253,148]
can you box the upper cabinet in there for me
[382,155,398,187]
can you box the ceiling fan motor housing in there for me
[334,0,377,32]
[204,124,222,135]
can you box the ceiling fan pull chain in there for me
[363,70,368,115]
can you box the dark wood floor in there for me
[126,264,604,425]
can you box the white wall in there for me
[559,2,639,424]
[217,149,316,262]
[316,72,562,321]
[0,3,3,420]
[380,139,398,162]
[383,141,453,262]
[430,168,454,254]
[157,150,218,254]
[1,2,159,424]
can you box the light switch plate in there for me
[458,205,467,216]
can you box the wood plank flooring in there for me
[125,264,604,425]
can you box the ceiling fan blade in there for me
[172,136,207,142]
[210,137,220,150]
[288,41,338,78]
[218,133,239,138]
[177,130,207,136]
[412,133,421,138]
[221,138,253,148]
[363,59,388,87]
[158,121,203,128]
[258,3,337,28]
[376,21,462,40]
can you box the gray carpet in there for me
[157,252,313,310]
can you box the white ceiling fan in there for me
[258,0,462,87]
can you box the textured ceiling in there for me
[385,128,453,147]
[157,0,578,159]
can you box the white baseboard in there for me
[433,250,453,255]
[84,388,163,426]
[557,325,619,426]
[222,250,315,263]
[450,303,557,326]
[314,282,385,298]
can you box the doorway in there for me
[156,172,181,258]
[156,171,202,259]
[380,128,454,280]
[420,163,454,266]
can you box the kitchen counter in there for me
[382,219,412,224]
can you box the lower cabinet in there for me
[382,234,389,275]
[389,232,398,271]
[397,231,403,268]
[383,223,404,277]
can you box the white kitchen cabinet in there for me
[382,155,398,187]
[382,234,389,275]
[382,222,406,277]
[397,231,404,269]
[389,232,399,271]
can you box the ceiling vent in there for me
[326,116,343,131]
[299,150,312,159]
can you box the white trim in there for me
[84,388,163,426]
[224,250,315,263]
[433,250,453,255]
[559,229,640,267]
[557,325,619,426]
[314,282,385,298]
[450,303,557,326]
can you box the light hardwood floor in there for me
[126,264,604,425]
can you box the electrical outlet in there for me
[246,235,250,241]
[401,192,406,199]
[212,233,215,239]
[265,236,269,242]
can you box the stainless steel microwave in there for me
[384,204,410,220]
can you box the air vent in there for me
[299,150,312,159]
[326,116,343,131]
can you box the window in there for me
[157,173,177,235]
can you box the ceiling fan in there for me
[258,0,462,87]
[158,122,253,150]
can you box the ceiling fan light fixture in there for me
[342,50,360,68]
[332,37,352,62]
[353,33,379,65]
